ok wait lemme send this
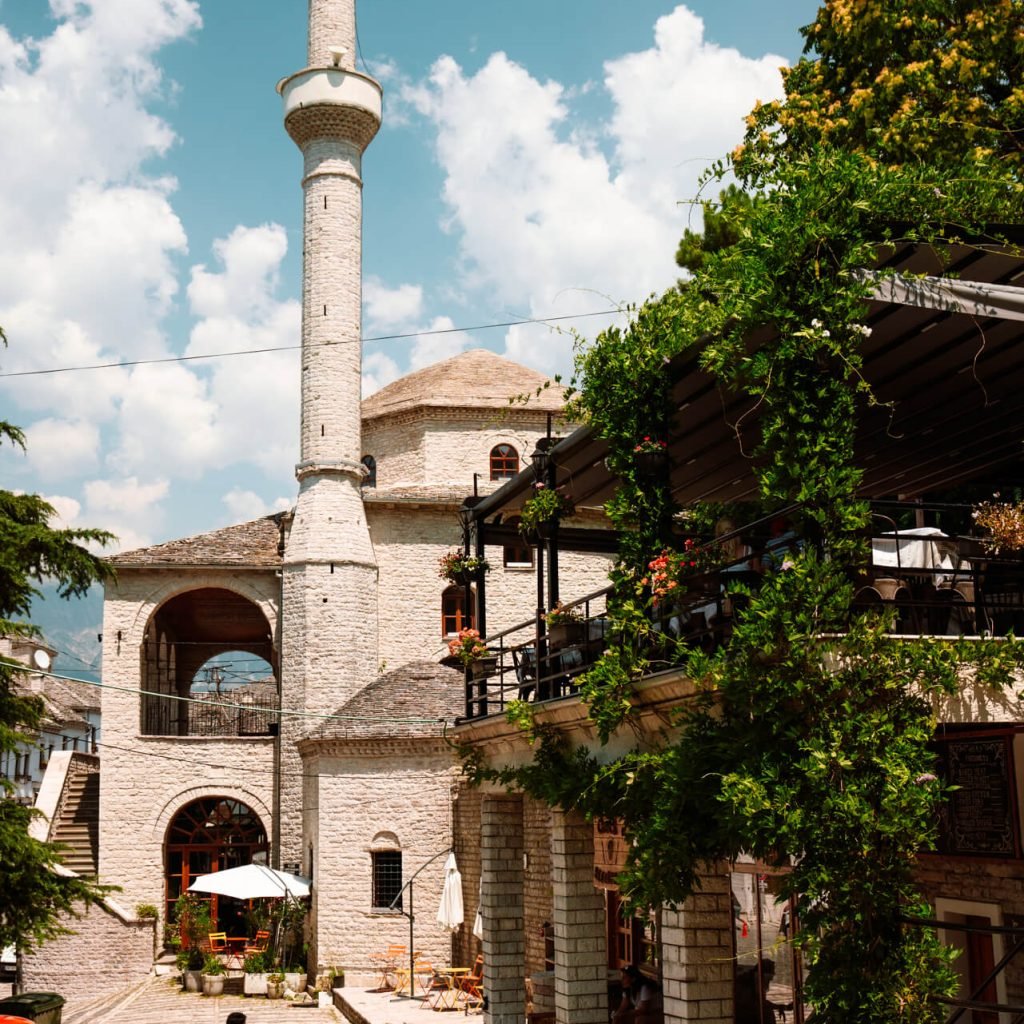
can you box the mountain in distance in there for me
[28,582,104,682]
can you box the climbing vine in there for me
[467,5,1024,1021]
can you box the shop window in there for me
[442,586,476,636]
[490,444,519,480]
[361,455,377,488]
[503,517,533,568]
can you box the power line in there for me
[0,308,626,380]
[30,665,450,726]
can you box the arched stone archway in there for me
[141,587,277,736]
[165,796,269,932]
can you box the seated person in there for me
[611,966,663,1024]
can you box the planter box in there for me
[244,972,268,996]
[470,657,497,680]
[548,621,586,649]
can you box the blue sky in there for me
[0,0,818,552]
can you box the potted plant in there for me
[267,972,286,1000]
[176,947,205,993]
[243,950,271,996]
[643,539,719,606]
[633,436,670,476]
[544,602,587,649]
[284,964,308,993]
[438,549,491,585]
[972,497,1024,554]
[447,628,496,679]
[201,952,226,996]
[519,484,575,539]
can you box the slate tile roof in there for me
[108,513,286,568]
[305,659,464,742]
[361,348,565,421]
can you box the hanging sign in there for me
[593,817,627,890]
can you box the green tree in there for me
[1,356,116,952]
[741,0,1024,174]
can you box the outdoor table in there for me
[427,967,472,1011]
[227,937,248,954]
[871,527,958,581]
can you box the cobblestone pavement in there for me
[62,974,345,1024]
[57,975,459,1024]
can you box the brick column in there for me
[661,863,733,1024]
[551,808,608,1024]
[481,794,525,1024]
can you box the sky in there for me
[0,0,820,554]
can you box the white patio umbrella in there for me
[436,852,464,932]
[188,863,311,900]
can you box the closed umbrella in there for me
[437,852,464,932]
[188,863,311,900]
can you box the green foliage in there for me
[135,903,159,920]
[173,892,212,952]
[0,394,116,952]
[461,7,1024,1018]
[202,952,226,976]
[243,949,272,973]
[518,486,575,534]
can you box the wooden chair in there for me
[208,931,242,970]
[456,955,484,1005]
[243,929,270,956]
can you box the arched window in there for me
[442,585,476,636]
[164,797,268,930]
[503,517,534,567]
[370,832,402,911]
[490,444,519,480]
[361,455,377,488]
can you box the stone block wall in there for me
[524,797,553,974]
[305,742,459,984]
[453,784,483,968]
[19,898,155,1011]
[99,569,279,918]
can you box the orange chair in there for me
[243,929,270,956]
[457,955,484,1006]
[208,931,242,970]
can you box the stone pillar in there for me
[551,808,608,1024]
[660,863,733,1024]
[481,794,525,1024]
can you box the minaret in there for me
[276,0,381,867]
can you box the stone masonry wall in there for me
[19,899,155,1011]
[524,796,553,974]
[370,505,613,671]
[98,569,278,920]
[453,784,483,968]
[306,743,459,985]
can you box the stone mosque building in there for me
[19,0,611,1005]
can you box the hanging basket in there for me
[635,449,670,477]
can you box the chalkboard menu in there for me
[937,737,1017,857]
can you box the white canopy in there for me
[187,863,311,900]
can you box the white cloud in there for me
[222,487,291,524]
[362,350,403,397]
[405,5,786,377]
[363,277,424,333]
[24,417,101,480]
[82,475,170,552]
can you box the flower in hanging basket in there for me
[447,628,491,666]
[642,539,718,600]
[633,436,668,455]
[519,484,575,535]
[972,497,1024,554]
[544,601,585,628]
[438,549,491,583]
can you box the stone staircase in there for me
[32,751,99,875]
[52,766,99,875]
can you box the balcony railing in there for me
[142,692,279,737]
[463,500,1024,720]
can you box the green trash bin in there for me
[0,993,64,1024]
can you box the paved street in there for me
[57,974,456,1024]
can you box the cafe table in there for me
[426,967,472,1011]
